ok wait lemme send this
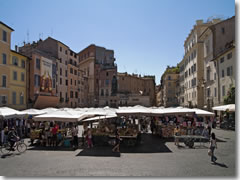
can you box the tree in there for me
[224,86,235,104]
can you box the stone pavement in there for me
[0,128,235,177]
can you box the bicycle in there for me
[1,138,27,155]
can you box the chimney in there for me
[15,45,18,52]
[196,20,203,25]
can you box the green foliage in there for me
[166,66,180,74]
[224,86,235,104]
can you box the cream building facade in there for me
[179,19,220,108]
[199,16,235,109]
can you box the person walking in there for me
[112,130,122,153]
[86,128,93,148]
[209,132,217,163]
[174,125,181,146]
[72,125,78,149]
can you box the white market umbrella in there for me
[193,108,215,116]
[212,104,235,112]
[0,107,26,119]
[33,109,81,122]
[21,108,45,116]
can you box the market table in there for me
[109,134,138,146]
[174,135,209,148]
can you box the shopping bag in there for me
[208,149,212,156]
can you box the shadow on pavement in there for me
[28,146,75,151]
[212,162,228,168]
[76,134,172,157]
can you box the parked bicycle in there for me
[1,139,27,155]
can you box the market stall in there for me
[212,104,235,130]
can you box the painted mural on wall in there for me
[40,57,53,93]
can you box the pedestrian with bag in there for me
[209,132,217,163]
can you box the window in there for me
[70,91,73,98]
[227,52,232,60]
[65,70,68,77]
[12,56,18,66]
[222,70,225,78]
[206,68,210,81]
[214,73,216,80]
[214,88,217,97]
[220,57,224,63]
[101,89,104,96]
[70,68,73,74]
[60,78,62,85]
[20,93,24,105]
[66,80,68,86]
[191,66,194,73]
[207,88,210,97]
[106,72,109,76]
[21,60,25,68]
[71,79,72,85]
[194,50,197,58]
[188,68,191,76]
[65,60,68,65]
[222,86,225,96]
[13,71,17,80]
[2,53,6,64]
[221,27,225,34]
[75,80,76,86]
[2,30,7,42]
[74,70,77,75]
[106,89,109,96]
[21,72,25,81]
[75,92,78,98]
[1,96,7,104]
[60,68,62,76]
[53,79,55,89]
[12,92,16,105]
[227,66,233,76]
[194,64,196,72]
[2,75,6,87]
[65,50,68,55]
[106,79,109,86]
[192,78,196,87]
[168,76,171,80]
[60,47,62,52]
[36,58,40,69]
[34,75,40,86]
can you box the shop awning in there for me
[33,95,59,109]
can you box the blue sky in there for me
[0,0,235,83]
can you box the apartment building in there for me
[0,22,14,107]
[9,50,29,110]
[117,72,155,107]
[67,49,79,108]
[179,19,221,108]
[33,37,80,108]
[160,66,179,107]
[199,16,235,110]
[19,44,58,109]
[78,44,118,107]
